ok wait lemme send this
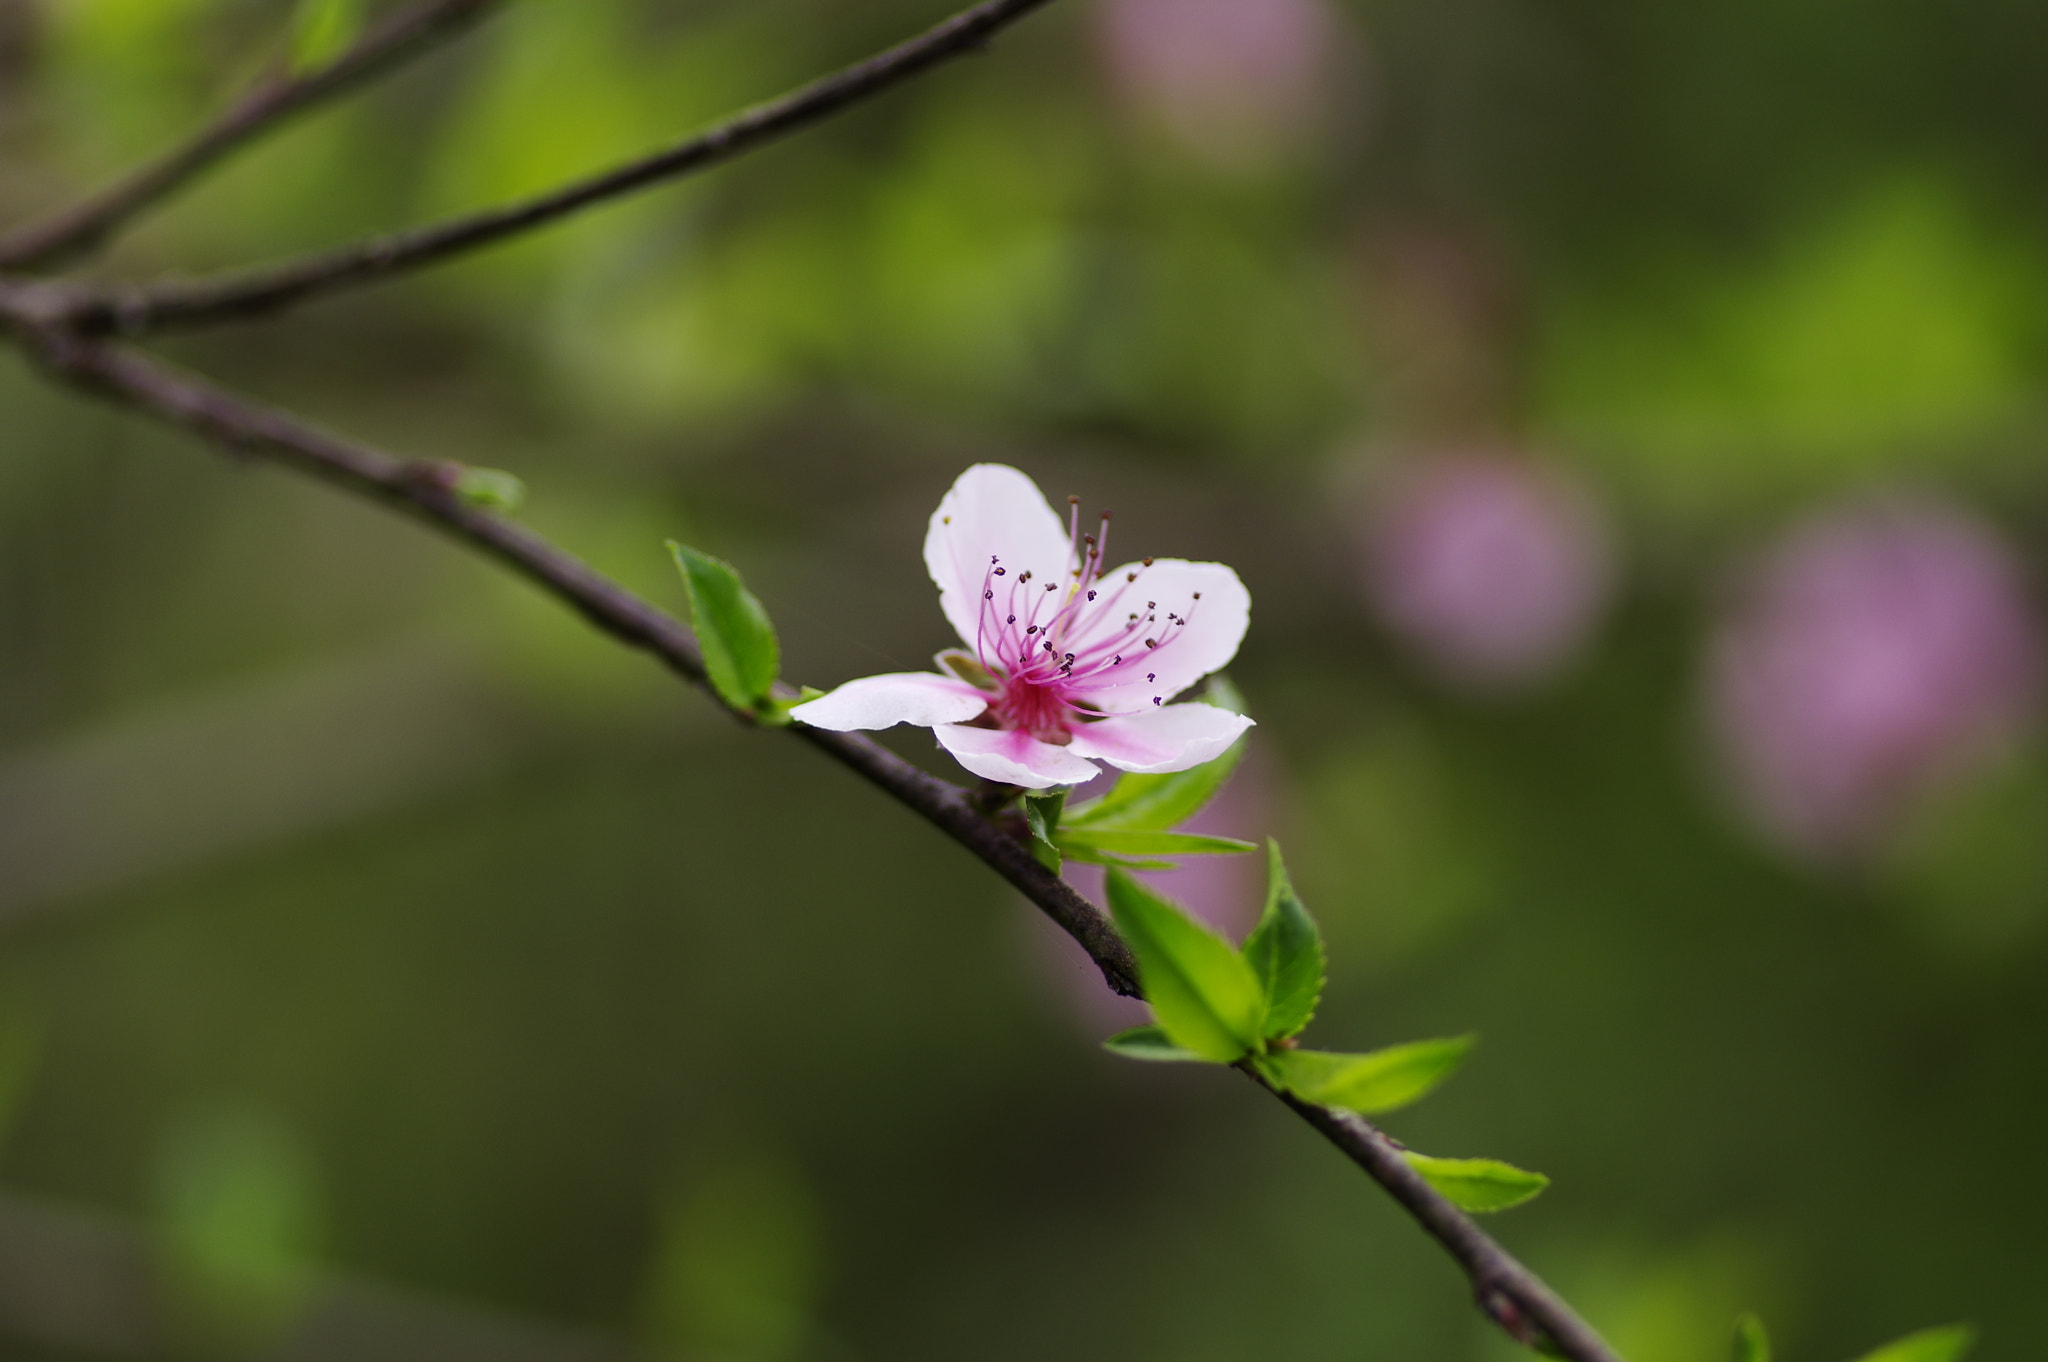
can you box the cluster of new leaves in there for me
[1734,1313,1973,1362]
[1102,827,1547,1213]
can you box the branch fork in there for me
[0,5,1622,1360]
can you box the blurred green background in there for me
[2,0,2047,1358]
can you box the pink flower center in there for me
[969,497,1207,740]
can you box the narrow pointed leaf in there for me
[1264,1036,1475,1114]
[1403,1152,1549,1213]
[1106,870,1264,1063]
[1242,841,1324,1039]
[668,542,781,712]
[1849,1325,1975,1362]
[1064,679,1248,833]
[1055,829,1257,869]
[1102,1025,1205,1062]
[1734,1313,1771,1362]
[1024,791,1066,874]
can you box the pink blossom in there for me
[792,465,1253,789]
[1093,0,1344,167]
[1361,452,1612,689]
[1708,497,2042,859]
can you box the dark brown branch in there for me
[11,332,1618,1362]
[0,0,510,273]
[45,0,1056,336]
[1269,1086,1620,1360]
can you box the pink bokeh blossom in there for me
[1361,452,1613,690]
[1708,497,2042,860]
[1093,0,1347,169]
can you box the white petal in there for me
[933,724,1101,789]
[788,672,989,731]
[1067,559,1251,714]
[1064,703,1254,774]
[924,464,1076,651]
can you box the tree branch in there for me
[40,0,1057,336]
[10,330,1619,1362]
[0,0,510,273]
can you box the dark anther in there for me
[1069,495,1080,504]
[1147,673,1156,682]
[1192,592,1202,600]
[1006,614,1016,624]
[985,590,994,599]
[1142,556,1154,566]
[1046,583,1056,592]
[1145,639,1156,648]
[1127,572,1137,582]
[1087,590,1098,601]
[994,567,1006,576]
[1153,696,1162,706]
[1044,642,1055,652]
[1064,653,1076,663]
[1026,626,1038,635]
[1147,601,1156,609]
[1113,655,1122,664]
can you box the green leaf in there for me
[758,687,823,729]
[935,649,999,692]
[1849,1325,1975,1362]
[1242,841,1324,1039]
[1055,828,1257,869]
[1262,1036,1475,1115]
[1106,870,1264,1063]
[1024,791,1066,874]
[1102,1025,1205,1062]
[452,467,526,512]
[667,542,781,713]
[1402,1152,1549,1213]
[1734,1313,1771,1362]
[290,0,363,72]
[1063,679,1248,833]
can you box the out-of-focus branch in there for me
[0,1188,641,1360]
[0,0,510,273]
[38,0,1057,335]
[9,331,1619,1362]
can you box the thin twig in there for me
[44,0,1056,336]
[13,332,1619,1362]
[0,0,510,273]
